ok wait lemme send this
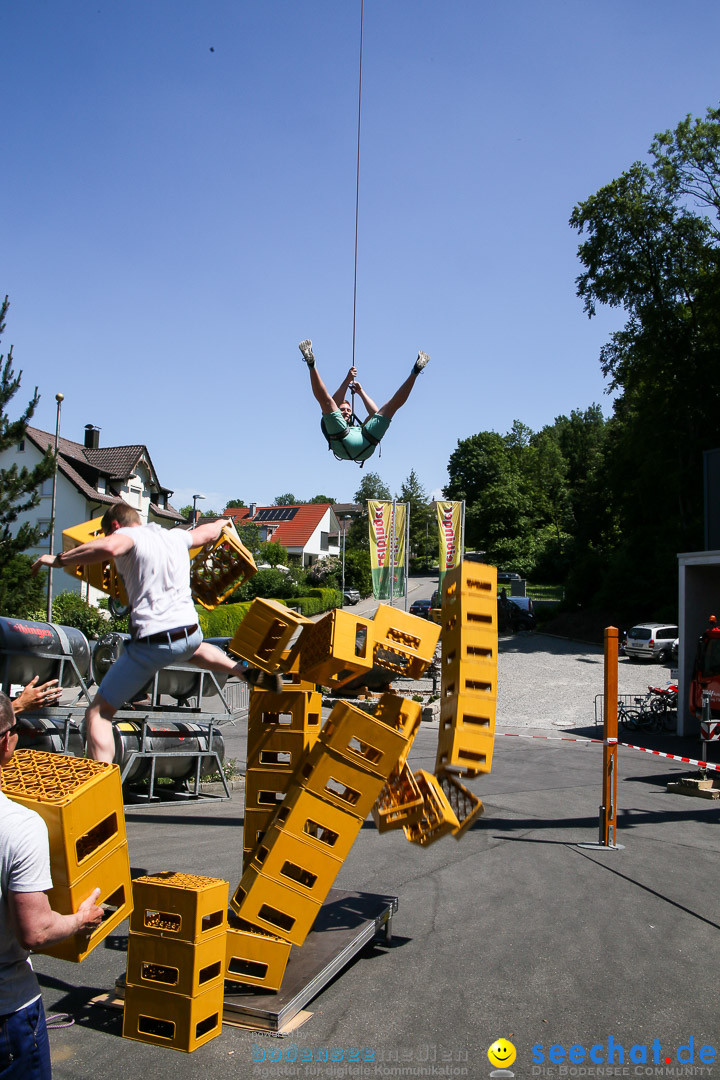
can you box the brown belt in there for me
[135,624,199,645]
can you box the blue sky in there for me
[3,1,720,513]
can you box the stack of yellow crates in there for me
[435,561,498,778]
[1,750,132,962]
[243,687,322,868]
[231,695,421,947]
[123,872,228,1053]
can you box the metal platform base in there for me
[223,889,398,1032]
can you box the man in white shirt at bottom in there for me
[0,691,104,1079]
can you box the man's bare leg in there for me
[299,340,357,414]
[188,641,283,692]
[85,693,118,763]
[377,352,430,420]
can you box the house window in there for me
[37,520,51,549]
[128,484,142,508]
[40,478,53,497]
[320,532,329,551]
[18,439,24,452]
[97,476,107,494]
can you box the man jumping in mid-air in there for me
[299,339,429,464]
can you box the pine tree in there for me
[0,296,55,614]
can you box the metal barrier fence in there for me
[221,678,249,715]
[594,693,677,729]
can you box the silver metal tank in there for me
[0,617,91,689]
[16,715,85,757]
[111,719,225,783]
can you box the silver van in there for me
[625,623,679,662]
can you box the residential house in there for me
[0,423,184,602]
[223,503,340,566]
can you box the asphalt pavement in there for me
[33,630,720,1080]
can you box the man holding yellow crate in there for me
[0,692,104,1079]
[32,502,279,762]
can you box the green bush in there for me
[33,591,110,639]
[196,601,252,638]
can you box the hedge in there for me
[195,588,342,638]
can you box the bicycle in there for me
[617,697,663,733]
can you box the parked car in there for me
[343,589,361,605]
[409,598,432,619]
[501,596,536,633]
[624,623,679,662]
[497,571,522,585]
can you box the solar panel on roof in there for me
[254,507,299,522]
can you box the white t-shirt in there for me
[114,525,197,638]
[0,790,53,1014]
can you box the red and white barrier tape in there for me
[498,731,720,773]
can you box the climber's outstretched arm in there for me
[351,381,379,418]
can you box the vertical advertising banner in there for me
[436,501,462,589]
[368,501,407,599]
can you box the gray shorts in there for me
[98,627,203,709]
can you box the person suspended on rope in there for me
[299,340,429,463]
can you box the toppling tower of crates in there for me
[123,872,228,1053]
[1,750,133,962]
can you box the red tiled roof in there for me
[224,507,251,523]
[245,504,335,550]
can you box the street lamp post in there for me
[192,493,205,525]
[46,392,64,622]
[341,517,348,602]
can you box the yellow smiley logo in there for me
[488,1039,517,1069]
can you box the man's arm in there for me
[331,367,358,406]
[31,532,134,576]
[10,887,104,950]
[187,517,230,548]
[351,381,379,417]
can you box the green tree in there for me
[274,493,298,506]
[309,494,336,504]
[259,540,288,567]
[570,106,720,609]
[0,296,56,614]
[235,522,263,559]
[397,469,433,565]
[226,498,246,509]
[347,472,391,550]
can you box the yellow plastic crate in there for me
[440,622,498,662]
[441,655,497,705]
[435,697,496,777]
[2,750,126,887]
[273,786,363,863]
[442,561,497,603]
[371,605,441,678]
[297,610,374,689]
[244,768,296,813]
[229,599,312,672]
[372,765,425,832]
[247,729,317,773]
[130,873,228,944]
[298,744,387,820]
[230,864,322,946]
[62,517,128,604]
[403,770,460,848]
[373,695,422,769]
[248,687,322,745]
[243,808,275,854]
[126,930,226,997]
[122,981,224,1053]
[436,770,485,839]
[319,699,410,778]
[225,915,291,992]
[251,825,342,903]
[189,522,258,610]
[40,840,133,962]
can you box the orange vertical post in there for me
[601,626,619,847]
